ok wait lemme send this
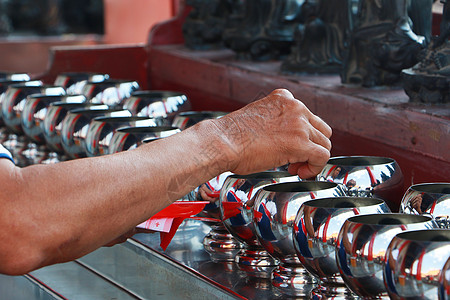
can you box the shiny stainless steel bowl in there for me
[43,99,98,154]
[294,197,390,298]
[108,126,181,154]
[0,72,30,81]
[384,229,450,300]
[172,111,227,130]
[219,171,301,277]
[317,156,404,212]
[54,72,109,95]
[0,79,41,141]
[21,94,68,144]
[400,183,450,228]
[252,181,346,297]
[337,213,437,298]
[122,90,191,123]
[61,107,131,159]
[85,116,160,157]
[19,94,83,166]
[82,79,140,107]
[186,172,244,263]
[440,257,450,300]
[1,83,66,134]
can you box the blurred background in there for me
[0,0,176,74]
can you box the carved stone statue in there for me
[1,0,103,36]
[0,0,12,35]
[402,0,450,103]
[341,0,432,87]
[281,0,352,74]
[222,0,304,61]
[7,0,67,35]
[182,0,236,50]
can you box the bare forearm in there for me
[0,120,229,273]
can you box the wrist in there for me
[191,117,241,176]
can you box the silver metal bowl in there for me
[252,181,346,297]
[0,72,30,81]
[85,116,160,157]
[186,172,244,263]
[172,111,226,130]
[108,126,181,154]
[440,257,450,300]
[317,156,404,212]
[400,183,450,228]
[54,72,109,95]
[122,90,191,123]
[21,94,69,144]
[19,94,82,166]
[337,213,437,298]
[219,171,300,277]
[1,83,65,135]
[0,79,41,141]
[42,99,98,154]
[81,79,140,107]
[61,107,131,159]
[384,229,450,299]
[294,197,391,298]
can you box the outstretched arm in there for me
[0,89,331,275]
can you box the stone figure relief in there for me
[182,0,236,50]
[281,0,353,74]
[222,0,304,61]
[401,0,449,103]
[341,0,432,87]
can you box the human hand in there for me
[410,194,423,214]
[211,89,332,179]
[197,183,220,202]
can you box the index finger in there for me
[288,144,330,179]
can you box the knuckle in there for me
[272,88,293,98]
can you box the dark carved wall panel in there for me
[341,0,432,87]
[402,0,449,103]
[281,0,352,74]
[222,0,303,61]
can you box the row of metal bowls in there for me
[0,72,227,166]
[193,160,450,299]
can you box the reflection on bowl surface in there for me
[172,111,226,130]
[54,72,109,95]
[108,126,180,154]
[123,90,190,121]
[384,229,450,300]
[400,183,450,228]
[43,100,99,153]
[61,107,131,158]
[293,197,390,284]
[337,213,437,298]
[2,84,66,134]
[21,95,69,144]
[253,181,345,265]
[82,79,140,107]
[317,156,404,212]
[85,116,159,156]
[220,171,300,247]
